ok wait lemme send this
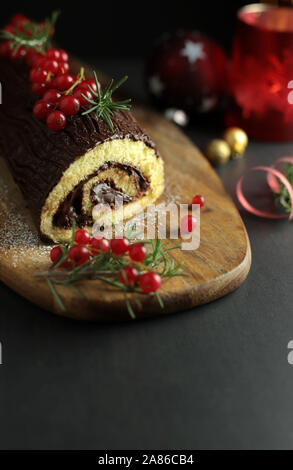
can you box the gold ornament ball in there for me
[223,127,248,157]
[205,139,231,165]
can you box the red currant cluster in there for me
[50,229,162,294]
[0,14,50,59]
[31,70,97,131]
[0,14,98,131]
[29,50,98,130]
[50,230,108,269]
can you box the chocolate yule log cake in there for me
[0,13,164,243]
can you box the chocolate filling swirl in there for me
[53,162,150,228]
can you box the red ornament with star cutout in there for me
[146,30,228,115]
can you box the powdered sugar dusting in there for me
[0,161,51,268]
[163,176,182,205]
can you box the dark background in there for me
[1,0,248,59]
[2,0,293,451]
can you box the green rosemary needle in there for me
[81,71,132,132]
[273,162,293,214]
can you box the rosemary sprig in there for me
[36,224,186,319]
[0,10,60,54]
[82,71,132,132]
[273,163,293,214]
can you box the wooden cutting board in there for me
[0,64,251,321]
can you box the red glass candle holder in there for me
[226,3,293,141]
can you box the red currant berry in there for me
[180,215,197,233]
[73,87,93,106]
[139,271,162,293]
[90,237,110,254]
[191,194,205,208]
[50,245,62,263]
[4,24,15,34]
[118,266,139,286]
[58,95,80,116]
[43,59,59,74]
[57,62,69,74]
[50,247,71,268]
[34,56,46,69]
[68,245,89,266]
[46,77,58,89]
[53,73,74,91]
[31,82,47,97]
[46,48,61,61]
[33,100,54,120]
[79,78,98,93]
[58,49,69,63]
[0,40,12,58]
[11,46,26,61]
[43,89,61,104]
[46,111,66,131]
[74,229,91,245]
[128,243,146,262]
[25,49,42,67]
[11,14,28,25]
[110,237,130,256]
[30,67,48,83]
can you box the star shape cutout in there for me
[149,75,164,96]
[181,41,205,65]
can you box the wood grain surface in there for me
[0,63,251,321]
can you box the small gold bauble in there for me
[223,127,248,158]
[205,139,231,165]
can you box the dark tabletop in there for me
[1,59,293,451]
